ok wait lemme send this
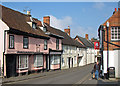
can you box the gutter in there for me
[3,30,7,77]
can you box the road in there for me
[6,64,94,84]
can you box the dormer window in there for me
[32,23,36,29]
[43,26,47,32]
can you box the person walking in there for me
[94,61,100,80]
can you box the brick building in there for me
[98,8,120,78]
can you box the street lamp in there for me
[106,21,109,79]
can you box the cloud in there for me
[93,2,105,10]
[50,15,72,30]
[72,26,97,39]
[49,15,97,39]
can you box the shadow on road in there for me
[97,79,118,85]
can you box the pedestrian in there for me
[93,61,100,80]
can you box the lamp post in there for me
[106,21,109,79]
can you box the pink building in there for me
[1,5,63,78]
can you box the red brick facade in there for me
[102,8,120,51]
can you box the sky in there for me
[1,2,119,39]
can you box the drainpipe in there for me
[3,30,7,77]
[106,21,109,79]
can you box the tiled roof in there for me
[75,35,94,48]
[45,24,86,48]
[102,8,120,26]
[1,5,49,38]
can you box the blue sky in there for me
[2,2,119,39]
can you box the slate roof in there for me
[1,5,49,38]
[75,35,94,48]
[45,24,86,48]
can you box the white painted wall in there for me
[0,19,9,76]
[87,48,95,65]
[61,45,87,69]
[103,51,114,73]
[114,49,120,78]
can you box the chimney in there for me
[64,26,70,36]
[85,34,89,40]
[118,8,120,11]
[27,11,31,16]
[115,8,117,11]
[43,16,50,25]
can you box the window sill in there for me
[34,66,43,68]
[23,48,29,49]
[17,67,28,70]
[9,48,15,49]
[111,40,120,42]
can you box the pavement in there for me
[2,64,120,85]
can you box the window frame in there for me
[43,26,47,32]
[9,35,14,49]
[34,55,43,67]
[51,55,60,65]
[111,27,120,41]
[23,36,29,49]
[32,22,36,29]
[56,39,59,50]
[17,55,28,69]
[44,40,47,50]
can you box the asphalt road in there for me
[7,64,94,84]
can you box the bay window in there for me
[51,55,60,65]
[17,55,28,69]
[34,55,43,67]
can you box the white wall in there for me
[61,45,87,69]
[87,48,95,65]
[0,19,9,75]
[114,49,120,78]
[103,51,114,73]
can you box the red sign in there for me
[94,42,100,50]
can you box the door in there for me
[72,58,73,67]
[78,57,82,66]
[46,55,49,70]
[6,55,16,78]
[68,57,71,68]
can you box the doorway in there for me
[68,57,71,68]
[6,55,16,78]
[72,58,73,67]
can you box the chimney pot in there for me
[64,26,70,36]
[85,34,89,40]
[27,11,31,15]
[43,16,50,25]
[115,8,117,11]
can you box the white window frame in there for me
[51,55,60,65]
[17,55,28,69]
[44,40,47,50]
[9,35,14,49]
[32,23,36,29]
[111,27,120,41]
[34,55,43,67]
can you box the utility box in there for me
[108,67,115,78]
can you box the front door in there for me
[46,55,49,71]
[72,58,73,67]
[68,57,71,68]
[6,55,16,78]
